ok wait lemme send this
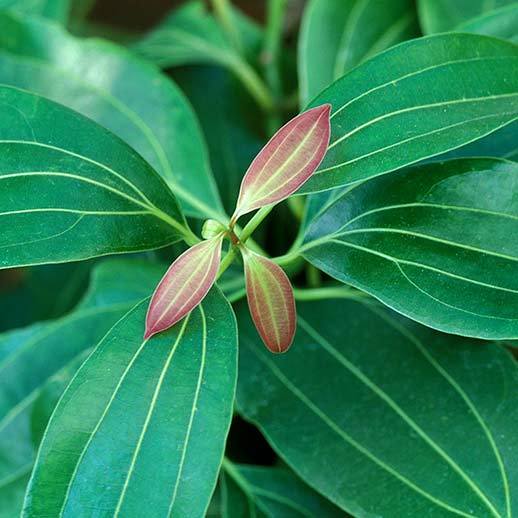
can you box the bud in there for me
[242,248,296,353]
[201,219,226,239]
[145,236,224,339]
[232,104,331,222]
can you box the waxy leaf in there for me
[0,12,223,219]
[0,260,164,517]
[300,33,518,194]
[236,297,518,517]
[146,236,224,338]
[299,0,418,106]
[418,0,515,34]
[24,290,237,518]
[303,158,518,339]
[243,250,296,353]
[233,105,331,220]
[0,85,189,269]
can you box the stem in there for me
[211,0,243,52]
[239,205,274,243]
[273,248,302,267]
[287,196,305,221]
[263,0,287,133]
[154,208,200,246]
[306,264,321,288]
[293,286,370,301]
[217,247,237,279]
[227,287,246,303]
[229,58,274,112]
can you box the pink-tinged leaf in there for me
[243,249,296,353]
[145,236,224,339]
[232,104,331,221]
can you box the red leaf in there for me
[145,236,224,338]
[233,104,331,221]
[243,250,296,353]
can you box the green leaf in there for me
[0,12,223,219]
[457,4,518,43]
[220,460,342,517]
[299,33,518,194]
[298,0,418,107]
[23,288,237,517]
[0,85,194,269]
[132,1,272,110]
[0,0,69,23]
[302,158,518,339]
[418,0,516,34]
[0,259,163,517]
[236,297,518,517]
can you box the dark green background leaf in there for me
[24,288,237,517]
[0,85,190,269]
[300,33,518,194]
[0,12,223,219]
[418,0,516,34]
[298,0,418,107]
[236,297,518,517]
[303,158,518,339]
[220,461,342,517]
[457,4,518,43]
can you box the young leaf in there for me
[145,236,224,338]
[233,105,331,221]
[243,249,296,353]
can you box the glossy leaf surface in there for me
[145,236,224,338]
[0,12,223,219]
[234,105,331,219]
[457,4,518,43]
[418,0,516,34]
[0,85,188,269]
[243,250,296,353]
[0,260,163,517]
[303,158,518,339]
[299,0,418,106]
[236,297,518,517]
[220,461,342,517]
[300,33,518,194]
[24,289,237,517]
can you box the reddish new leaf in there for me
[145,236,224,338]
[243,249,296,353]
[232,104,331,221]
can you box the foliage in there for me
[0,1,517,517]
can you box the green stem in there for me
[239,205,274,243]
[306,264,321,288]
[293,286,369,301]
[217,246,237,278]
[229,58,274,112]
[263,0,287,133]
[227,287,246,303]
[211,0,243,52]
[273,248,302,267]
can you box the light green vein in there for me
[244,340,475,518]
[168,304,208,516]
[113,315,190,517]
[298,317,502,518]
